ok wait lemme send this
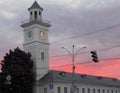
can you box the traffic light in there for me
[90,51,99,63]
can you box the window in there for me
[57,87,61,93]
[44,88,47,93]
[103,89,105,93]
[93,89,95,93]
[30,12,32,15]
[111,90,113,93]
[41,52,44,60]
[28,31,32,38]
[82,88,85,93]
[34,11,37,19]
[76,88,79,93]
[88,88,90,93]
[64,87,67,93]
[98,89,100,93]
[39,12,41,15]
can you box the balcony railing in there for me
[21,18,50,25]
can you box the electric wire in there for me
[50,58,120,69]
[50,61,91,68]
[50,23,120,44]
[1,22,120,70]
[1,23,120,59]
[49,44,120,58]
[97,57,120,62]
[1,58,120,70]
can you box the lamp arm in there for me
[61,47,72,58]
[74,47,86,57]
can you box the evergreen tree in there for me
[0,47,35,93]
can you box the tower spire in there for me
[28,1,43,21]
[28,1,43,11]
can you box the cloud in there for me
[1,0,120,79]
[0,10,16,19]
[50,58,120,79]
[44,0,120,10]
[45,0,80,7]
[48,3,120,57]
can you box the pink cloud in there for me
[50,58,120,79]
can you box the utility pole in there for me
[61,45,86,93]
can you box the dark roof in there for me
[21,19,51,28]
[28,1,43,11]
[39,70,120,87]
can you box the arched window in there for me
[39,12,41,15]
[82,88,85,93]
[88,88,90,93]
[93,89,95,93]
[34,11,37,19]
[41,52,44,60]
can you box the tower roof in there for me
[28,1,43,11]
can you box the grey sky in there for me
[0,0,120,58]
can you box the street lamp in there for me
[61,45,86,93]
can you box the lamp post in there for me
[61,45,86,93]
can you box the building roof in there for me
[28,1,43,11]
[39,70,120,87]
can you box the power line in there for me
[1,58,119,70]
[100,58,120,61]
[1,24,120,60]
[50,51,88,58]
[50,61,91,68]
[50,58,120,69]
[49,44,120,58]
[50,23,120,44]
[98,44,120,52]
[1,43,120,59]
[36,62,92,69]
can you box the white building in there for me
[39,70,120,93]
[21,1,120,93]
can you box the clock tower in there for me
[21,1,51,80]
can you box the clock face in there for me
[40,31,44,38]
[28,31,33,38]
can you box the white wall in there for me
[39,82,120,93]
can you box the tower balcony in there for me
[21,19,51,28]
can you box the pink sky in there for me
[50,58,120,79]
[1,56,120,79]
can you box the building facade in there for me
[21,1,120,93]
[39,70,120,93]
